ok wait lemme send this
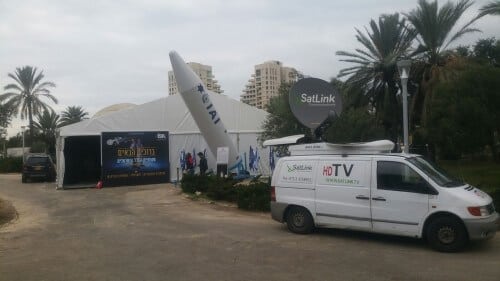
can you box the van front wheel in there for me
[286,207,314,234]
[426,216,467,252]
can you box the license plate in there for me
[34,166,42,171]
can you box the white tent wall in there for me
[231,132,269,176]
[168,132,269,182]
[169,132,207,181]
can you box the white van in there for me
[269,140,498,252]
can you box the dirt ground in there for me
[0,173,499,281]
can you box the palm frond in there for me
[59,105,89,126]
[7,72,22,86]
[478,0,500,17]
[4,84,23,92]
[40,93,58,104]
[0,92,20,101]
[445,28,482,50]
[407,0,479,64]
[336,50,371,62]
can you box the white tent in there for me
[56,92,269,189]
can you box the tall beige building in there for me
[241,61,301,110]
[168,62,223,95]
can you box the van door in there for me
[371,160,430,236]
[315,159,372,229]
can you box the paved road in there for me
[0,174,499,281]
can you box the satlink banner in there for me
[101,131,169,187]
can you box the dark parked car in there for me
[22,154,56,183]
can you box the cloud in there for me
[1,0,498,137]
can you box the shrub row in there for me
[180,174,270,211]
[0,157,23,173]
[235,182,270,212]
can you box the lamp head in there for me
[397,60,412,80]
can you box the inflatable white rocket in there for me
[169,51,242,173]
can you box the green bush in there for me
[0,157,23,173]
[206,177,238,202]
[236,182,271,212]
[180,173,210,193]
[181,174,237,201]
[180,174,271,211]
[489,190,500,211]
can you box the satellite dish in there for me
[289,78,342,129]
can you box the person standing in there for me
[186,152,194,175]
[197,152,208,175]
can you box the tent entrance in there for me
[63,136,101,187]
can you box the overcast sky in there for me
[1,0,498,137]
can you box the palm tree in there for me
[0,66,57,141]
[479,0,500,17]
[33,110,60,154]
[59,106,89,126]
[405,0,480,124]
[336,13,416,141]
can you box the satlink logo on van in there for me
[322,163,360,185]
[287,164,313,172]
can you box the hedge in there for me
[490,190,500,211]
[180,174,270,211]
[235,182,270,211]
[0,157,23,173]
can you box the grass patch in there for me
[438,160,500,193]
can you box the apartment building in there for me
[168,62,223,95]
[241,61,301,110]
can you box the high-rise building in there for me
[241,61,301,110]
[168,62,223,95]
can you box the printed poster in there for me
[101,131,169,186]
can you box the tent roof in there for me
[59,92,268,137]
[92,103,137,118]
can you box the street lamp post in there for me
[397,60,411,154]
[21,126,26,163]
[0,129,6,158]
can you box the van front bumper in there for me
[271,202,288,223]
[463,212,499,240]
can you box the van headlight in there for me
[467,204,494,217]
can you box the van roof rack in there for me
[288,140,395,156]
[262,134,305,147]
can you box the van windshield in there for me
[407,157,463,187]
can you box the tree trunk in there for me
[28,104,34,146]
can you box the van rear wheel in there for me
[286,207,314,234]
[426,216,467,252]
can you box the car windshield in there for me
[407,156,463,187]
[26,157,49,165]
